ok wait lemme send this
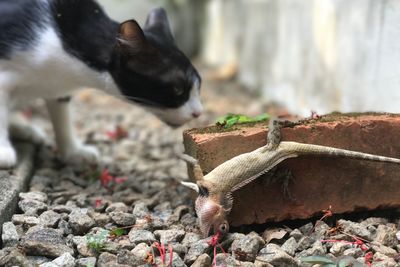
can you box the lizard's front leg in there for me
[46,97,99,165]
[261,166,295,199]
[265,119,296,198]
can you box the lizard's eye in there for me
[219,222,229,234]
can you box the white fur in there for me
[3,28,118,103]
[147,81,203,126]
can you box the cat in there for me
[0,0,203,168]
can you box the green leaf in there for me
[215,113,270,128]
[300,255,335,265]
[110,228,125,237]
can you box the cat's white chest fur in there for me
[1,27,116,105]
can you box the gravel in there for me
[1,84,400,266]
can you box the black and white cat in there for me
[0,0,203,168]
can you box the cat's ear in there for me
[117,20,147,52]
[144,7,174,44]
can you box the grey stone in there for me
[254,261,273,267]
[93,199,111,212]
[361,217,388,227]
[0,143,35,239]
[19,199,47,215]
[170,243,188,258]
[281,237,297,256]
[371,244,398,257]
[372,252,397,267]
[330,241,352,256]
[131,243,150,260]
[105,202,129,213]
[52,205,73,214]
[90,212,111,227]
[180,213,197,226]
[73,236,95,257]
[26,256,51,265]
[58,219,72,235]
[298,222,313,235]
[343,247,364,258]
[184,238,211,265]
[68,208,95,235]
[296,236,314,251]
[2,221,19,247]
[154,229,186,244]
[231,233,264,262]
[289,229,303,241]
[132,202,149,218]
[39,210,61,227]
[214,253,241,266]
[338,219,373,240]
[117,238,135,251]
[40,253,75,267]
[181,232,201,247]
[190,253,211,267]
[30,175,53,192]
[168,205,189,223]
[76,257,96,267]
[133,217,152,231]
[307,240,326,255]
[374,224,398,247]
[256,244,299,267]
[128,229,156,244]
[110,211,136,226]
[155,252,185,267]
[20,191,48,203]
[14,214,39,226]
[0,247,31,267]
[312,221,330,238]
[117,249,145,266]
[20,228,74,258]
[97,252,117,267]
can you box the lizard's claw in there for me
[280,169,295,200]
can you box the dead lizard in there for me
[180,120,400,237]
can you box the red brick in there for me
[183,113,400,226]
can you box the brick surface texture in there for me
[183,114,400,226]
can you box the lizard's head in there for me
[195,196,230,237]
[181,181,230,237]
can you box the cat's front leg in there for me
[0,90,17,168]
[46,97,99,165]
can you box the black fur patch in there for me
[50,0,118,71]
[0,0,48,59]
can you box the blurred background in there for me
[98,0,400,116]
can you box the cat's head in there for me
[110,8,203,127]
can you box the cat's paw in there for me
[0,144,17,169]
[62,144,99,166]
[9,123,46,145]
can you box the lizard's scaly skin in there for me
[203,141,400,196]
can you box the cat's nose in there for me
[192,111,202,118]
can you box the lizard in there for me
[180,120,400,237]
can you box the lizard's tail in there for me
[280,141,400,164]
[178,154,204,180]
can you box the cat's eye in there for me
[174,87,184,96]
